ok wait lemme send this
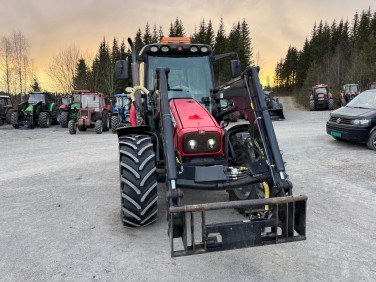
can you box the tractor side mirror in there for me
[230,60,241,78]
[115,60,129,80]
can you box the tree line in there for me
[0,31,35,96]
[275,8,376,93]
[1,17,254,97]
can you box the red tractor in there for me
[309,84,334,111]
[340,83,360,106]
[114,37,307,257]
[68,92,110,134]
[0,94,15,125]
[368,82,376,90]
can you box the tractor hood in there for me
[25,104,34,113]
[170,98,219,129]
[331,106,376,119]
[70,102,80,110]
[169,98,222,157]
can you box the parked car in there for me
[326,89,376,150]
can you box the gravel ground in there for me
[0,97,375,282]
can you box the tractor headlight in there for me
[207,138,216,149]
[187,139,198,151]
[351,119,370,126]
[183,131,221,154]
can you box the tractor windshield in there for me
[0,97,10,106]
[345,84,358,94]
[146,55,213,103]
[81,95,99,109]
[314,87,328,95]
[116,96,130,107]
[28,94,46,104]
[61,97,71,105]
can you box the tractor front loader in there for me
[115,37,307,257]
[11,92,59,129]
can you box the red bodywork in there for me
[169,98,223,157]
[310,84,333,100]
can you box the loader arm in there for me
[156,67,307,257]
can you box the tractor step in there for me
[169,195,307,257]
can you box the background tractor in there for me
[59,91,84,127]
[264,90,285,120]
[114,37,307,257]
[309,84,334,111]
[340,83,360,106]
[0,94,15,125]
[110,93,131,133]
[368,82,376,90]
[11,92,59,129]
[68,92,110,134]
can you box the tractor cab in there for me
[141,37,215,107]
[28,92,51,105]
[341,83,360,106]
[309,84,334,111]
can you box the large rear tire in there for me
[111,115,119,133]
[5,109,15,124]
[119,135,158,227]
[11,111,19,129]
[95,120,103,134]
[60,111,69,128]
[39,112,51,128]
[102,110,109,131]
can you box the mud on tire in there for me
[119,134,158,227]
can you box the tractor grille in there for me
[80,110,88,118]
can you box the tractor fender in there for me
[48,102,56,112]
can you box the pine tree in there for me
[30,78,41,91]
[134,28,143,53]
[143,22,153,45]
[73,58,89,90]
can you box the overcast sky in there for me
[0,0,374,89]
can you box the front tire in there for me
[39,112,51,128]
[60,111,69,128]
[68,120,76,134]
[366,130,376,150]
[11,111,19,129]
[119,135,158,227]
[51,106,60,125]
[309,100,315,111]
[111,115,119,133]
[102,110,109,131]
[228,184,265,213]
[5,109,15,124]
[95,120,103,134]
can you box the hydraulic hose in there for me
[262,181,270,211]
